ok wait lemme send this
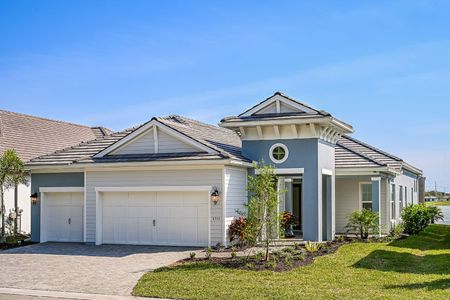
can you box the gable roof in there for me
[27,115,249,166]
[220,92,354,134]
[0,110,111,162]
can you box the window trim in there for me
[359,182,372,211]
[269,143,289,164]
[390,183,396,221]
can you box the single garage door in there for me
[101,191,208,246]
[46,192,84,242]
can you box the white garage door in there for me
[101,191,208,246]
[46,192,84,242]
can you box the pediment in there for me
[95,120,216,157]
[240,93,318,117]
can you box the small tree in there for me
[242,162,282,261]
[346,209,379,240]
[0,150,27,240]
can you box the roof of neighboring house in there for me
[25,113,422,175]
[27,115,249,166]
[336,135,423,175]
[0,110,111,162]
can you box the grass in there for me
[426,201,450,206]
[133,225,450,300]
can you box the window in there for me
[405,186,408,206]
[360,183,372,211]
[399,185,404,212]
[391,184,396,220]
[269,143,289,164]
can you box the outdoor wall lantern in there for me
[211,187,220,205]
[30,192,39,205]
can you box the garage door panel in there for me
[45,192,83,243]
[101,190,208,246]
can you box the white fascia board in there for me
[335,167,396,176]
[94,120,217,157]
[221,117,329,128]
[28,158,251,171]
[241,94,316,117]
[321,168,333,176]
[95,186,213,192]
[39,187,84,193]
[255,168,304,175]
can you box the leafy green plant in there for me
[283,253,293,266]
[240,162,283,261]
[305,241,322,253]
[205,248,212,259]
[245,262,255,269]
[293,252,305,261]
[231,249,237,259]
[189,252,196,259]
[389,222,405,238]
[336,235,345,243]
[267,258,277,270]
[345,209,379,239]
[254,251,264,261]
[294,242,302,250]
[401,204,444,235]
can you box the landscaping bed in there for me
[184,239,352,272]
[0,234,33,250]
[133,225,450,300]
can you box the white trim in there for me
[39,187,84,193]
[255,168,304,175]
[371,177,382,181]
[84,170,87,242]
[95,190,102,245]
[269,143,289,164]
[359,182,372,210]
[40,191,46,243]
[222,167,227,247]
[321,168,333,176]
[94,119,216,157]
[28,159,253,171]
[95,186,212,192]
[153,126,158,153]
[241,94,317,117]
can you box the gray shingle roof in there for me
[25,113,421,175]
[27,115,249,166]
[0,110,111,162]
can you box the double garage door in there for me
[101,191,209,246]
[44,190,208,246]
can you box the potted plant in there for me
[282,211,296,238]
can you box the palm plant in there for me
[0,150,28,240]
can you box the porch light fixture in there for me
[30,192,39,205]
[211,187,220,205]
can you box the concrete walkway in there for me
[0,243,199,296]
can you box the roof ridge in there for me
[0,109,95,130]
[336,141,386,167]
[167,115,235,133]
[238,91,323,117]
[342,135,403,162]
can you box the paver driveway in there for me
[0,243,198,296]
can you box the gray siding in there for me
[158,131,198,153]
[114,131,155,155]
[85,169,223,245]
[30,172,84,242]
[224,167,248,244]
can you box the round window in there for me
[269,143,289,164]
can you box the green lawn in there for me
[426,201,450,206]
[133,225,450,300]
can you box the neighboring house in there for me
[425,195,450,202]
[0,109,111,233]
[26,92,423,245]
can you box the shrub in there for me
[389,222,405,238]
[401,204,443,235]
[189,252,196,259]
[254,251,264,261]
[205,248,212,259]
[268,258,277,270]
[281,211,296,227]
[346,209,379,239]
[305,241,322,253]
[228,217,247,245]
[284,254,293,266]
[231,249,237,259]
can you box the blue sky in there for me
[1,1,449,190]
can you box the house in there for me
[0,110,111,233]
[26,92,423,245]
